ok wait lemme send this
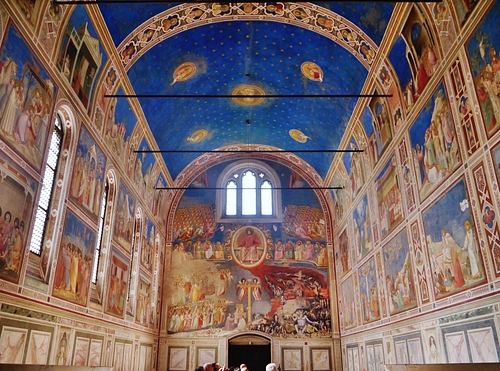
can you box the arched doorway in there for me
[228,334,271,371]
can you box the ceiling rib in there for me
[106,94,392,99]
[55,0,437,4]
[134,150,364,153]
[155,187,344,190]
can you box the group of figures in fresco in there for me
[167,259,332,338]
[0,56,52,169]
[0,207,26,274]
[427,218,483,296]
[53,212,96,305]
[332,1,500,331]
[168,212,331,338]
[410,88,460,199]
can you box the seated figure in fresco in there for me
[238,228,262,263]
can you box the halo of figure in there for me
[232,85,265,106]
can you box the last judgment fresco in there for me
[168,220,330,338]
[167,163,330,338]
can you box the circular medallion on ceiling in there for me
[301,62,323,82]
[171,62,196,85]
[232,85,266,106]
[289,129,310,143]
[187,129,208,143]
[231,226,267,268]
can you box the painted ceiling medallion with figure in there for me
[301,62,323,82]
[171,62,196,85]
[289,129,310,143]
[187,129,207,143]
[232,85,266,106]
[231,226,267,268]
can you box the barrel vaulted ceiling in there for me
[93,1,397,181]
[89,2,394,179]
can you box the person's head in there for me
[464,219,471,231]
[240,364,247,371]
[266,364,277,371]
[204,364,214,371]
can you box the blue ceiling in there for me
[97,2,395,180]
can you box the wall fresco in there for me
[466,0,500,137]
[368,94,393,158]
[142,217,155,273]
[113,181,136,252]
[353,195,373,262]
[103,87,136,168]
[57,5,106,111]
[336,227,350,278]
[167,166,331,340]
[52,210,96,306]
[357,257,380,324]
[0,24,55,170]
[0,152,36,283]
[382,228,417,315]
[104,247,130,318]
[343,137,366,198]
[69,124,106,222]
[340,275,357,330]
[409,82,460,200]
[376,155,403,239]
[422,179,486,299]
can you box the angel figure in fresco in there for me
[252,278,262,300]
[237,278,247,301]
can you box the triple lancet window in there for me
[217,160,282,223]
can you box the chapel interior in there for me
[0,0,499,370]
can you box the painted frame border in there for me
[310,347,331,371]
[196,346,217,368]
[281,347,303,371]
[168,346,189,371]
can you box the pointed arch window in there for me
[217,160,282,223]
[30,114,64,255]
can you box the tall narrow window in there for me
[30,115,64,255]
[226,180,237,215]
[261,180,272,215]
[242,170,256,215]
[92,179,109,284]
